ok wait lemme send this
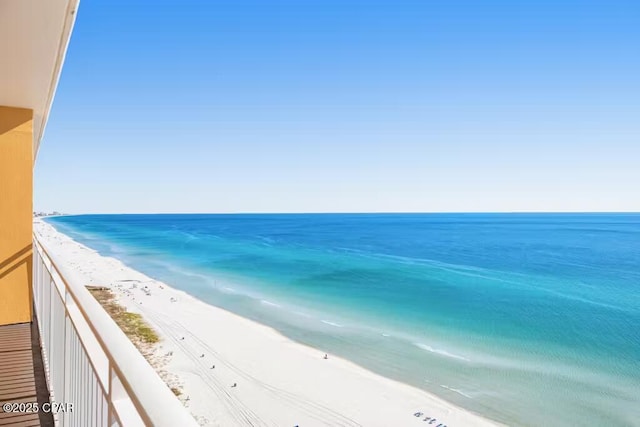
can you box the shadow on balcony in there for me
[0,316,53,426]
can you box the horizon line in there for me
[40,211,640,216]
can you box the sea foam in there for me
[414,343,470,362]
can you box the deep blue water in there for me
[46,213,640,426]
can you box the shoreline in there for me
[35,219,498,427]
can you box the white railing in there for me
[32,234,199,427]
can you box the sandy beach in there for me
[34,219,497,427]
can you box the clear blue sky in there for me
[35,0,640,213]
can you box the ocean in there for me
[45,213,640,426]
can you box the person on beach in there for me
[323,353,328,359]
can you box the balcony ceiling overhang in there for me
[0,0,79,160]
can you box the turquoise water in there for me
[46,214,640,426]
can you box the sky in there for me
[35,0,640,213]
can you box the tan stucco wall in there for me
[0,106,33,325]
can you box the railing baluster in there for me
[107,365,113,427]
[32,234,197,427]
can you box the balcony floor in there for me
[0,321,54,426]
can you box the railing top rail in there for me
[33,232,199,427]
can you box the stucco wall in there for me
[0,106,33,325]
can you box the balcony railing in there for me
[32,233,199,427]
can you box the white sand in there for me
[34,219,498,427]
